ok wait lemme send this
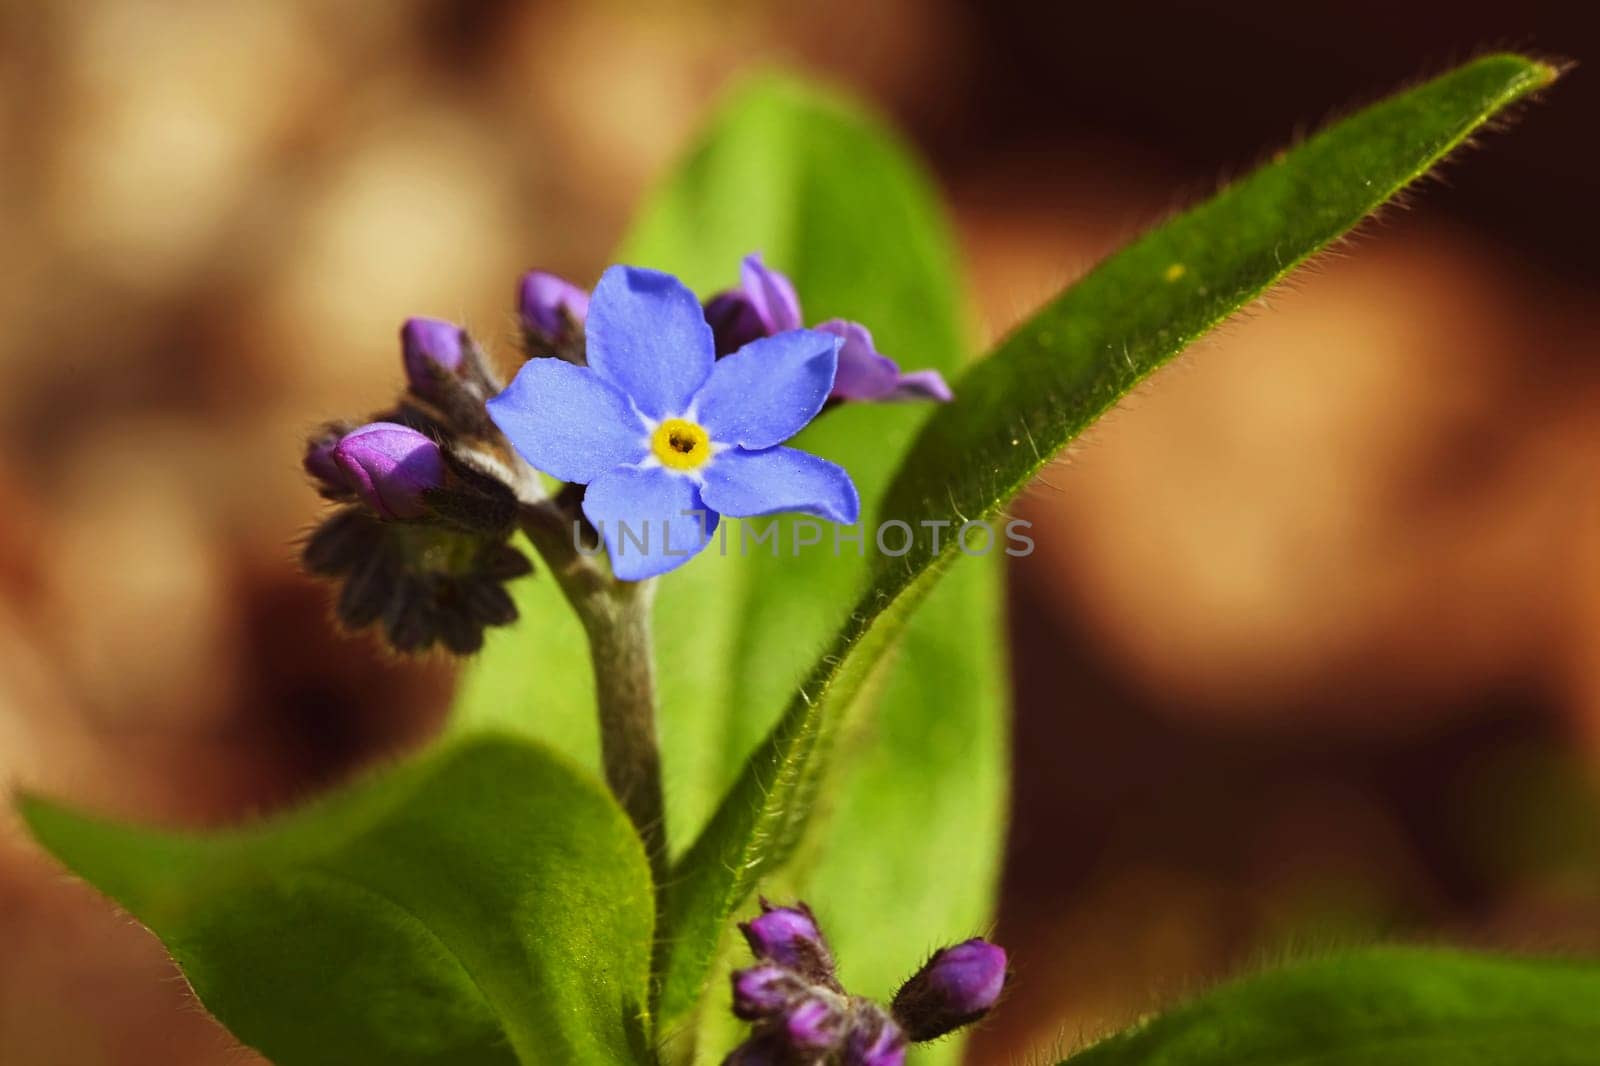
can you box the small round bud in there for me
[740,901,836,985]
[890,938,1007,1043]
[399,317,508,426]
[395,328,501,444]
[402,316,467,379]
[518,271,589,343]
[332,422,445,520]
[731,965,803,1021]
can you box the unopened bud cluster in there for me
[299,270,588,654]
[725,900,1007,1065]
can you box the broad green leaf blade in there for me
[664,52,1557,1038]
[1059,949,1600,1065]
[20,736,655,1066]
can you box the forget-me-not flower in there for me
[488,264,860,581]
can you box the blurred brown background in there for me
[1,1,1597,1063]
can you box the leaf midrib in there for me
[292,867,519,1058]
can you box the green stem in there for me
[519,502,668,888]
[587,579,665,871]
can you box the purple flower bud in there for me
[785,996,845,1051]
[740,901,836,985]
[704,253,803,357]
[518,270,589,340]
[815,319,953,403]
[739,253,802,333]
[304,425,352,494]
[704,253,950,401]
[890,938,1008,1043]
[332,422,445,520]
[402,316,466,377]
[399,318,500,429]
[731,965,803,1021]
[845,1009,907,1066]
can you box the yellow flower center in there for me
[650,418,712,471]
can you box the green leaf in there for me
[450,72,1010,1052]
[881,54,1557,562]
[662,51,1557,1040]
[1059,949,1600,1065]
[20,736,656,1066]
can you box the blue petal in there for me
[585,265,714,419]
[486,358,647,483]
[582,466,719,580]
[693,329,839,450]
[699,446,859,524]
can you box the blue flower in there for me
[488,264,861,580]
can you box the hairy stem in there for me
[585,579,665,876]
[519,500,668,887]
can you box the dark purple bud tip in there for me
[304,424,352,494]
[740,900,836,985]
[401,316,481,406]
[402,316,466,377]
[731,965,805,1021]
[890,938,1008,1043]
[703,290,767,357]
[518,270,589,339]
[333,422,445,520]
